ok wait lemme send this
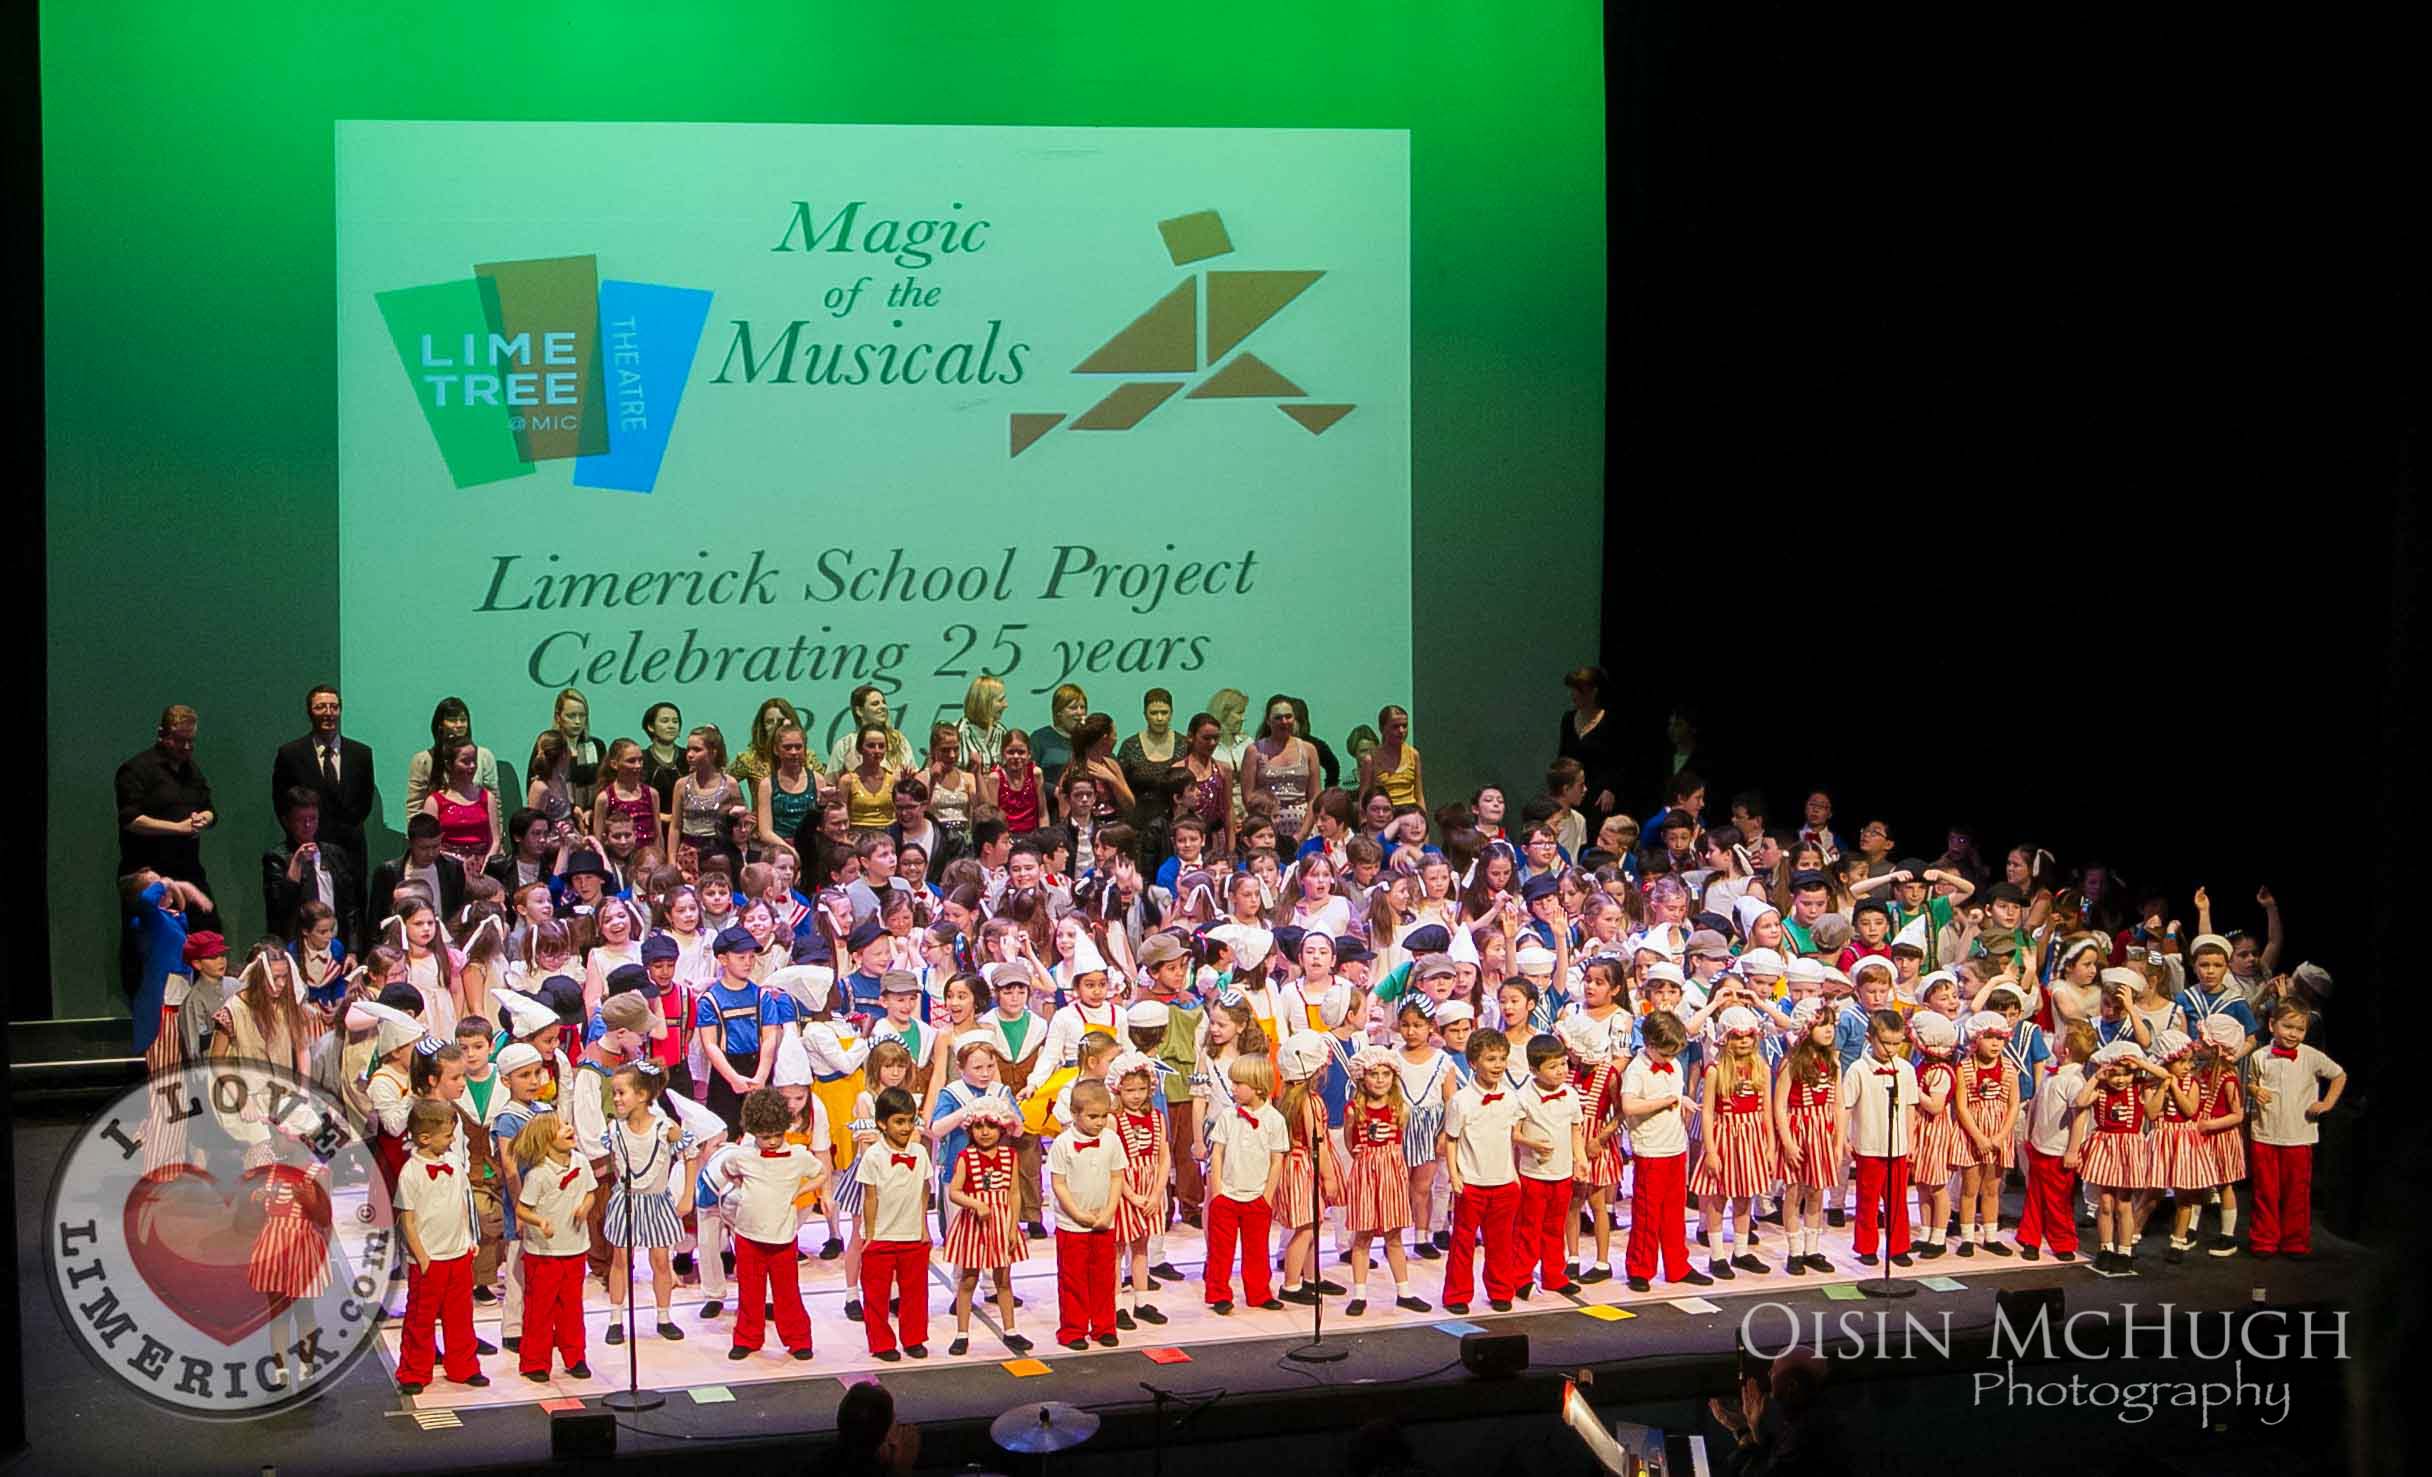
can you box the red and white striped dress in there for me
[2201,1072,2246,1183]
[1690,1071,1780,1199]
[247,1164,334,1299]
[1964,1062,2012,1172]
[2153,1082,2217,1191]
[1576,1062,1624,1189]
[1112,1108,1168,1243]
[941,1144,1028,1270]
[2080,1086,2149,1190]
[1268,1095,1328,1230]
[1345,1104,1412,1233]
[1780,1069,1840,1190]
[1910,1060,1970,1180]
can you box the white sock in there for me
[1394,1279,1411,1298]
[2219,1204,2239,1236]
[1961,1223,1977,1245]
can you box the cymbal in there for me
[991,1401,1102,1454]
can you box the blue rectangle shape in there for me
[1435,1320,1484,1336]
[573,280,713,493]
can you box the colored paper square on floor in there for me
[687,1385,736,1404]
[1002,1358,1054,1377]
[1143,1347,1193,1365]
[1822,1282,1866,1301]
[1435,1320,1485,1336]
[540,1398,585,1412]
[1578,1304,1635,1321]
[1669,1298,1721,1315]
[1920,1276,1967,1292]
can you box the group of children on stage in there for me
[125,689,2351,1394]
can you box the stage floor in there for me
[10,1109,2374,1477]
[384,1210,2053,1412]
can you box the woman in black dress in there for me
[1556,665,1626,830]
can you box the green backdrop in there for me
[41,0,1606,1020]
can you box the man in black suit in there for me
[370,813,467,928]
[263,786,359,944]
[270,685,376,936]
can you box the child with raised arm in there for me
[2078,1039,2168,1275]
[509,1112,595,1382]
[941,1097,1033,1357]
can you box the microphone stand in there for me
[1284,1121,1346,1363]
[1859,1068,1917,1300]
[603,1120,666,1411]
[1139,1381,1220,1477]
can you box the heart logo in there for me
[122,1164,292,1346]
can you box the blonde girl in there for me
[1343,1045,1427,1314]
[940,1098,1032,1356]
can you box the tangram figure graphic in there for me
[1010,210,1353,456]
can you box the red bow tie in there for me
[891,1153,917,1169]
[759,1148,791,1159]
[2271,1046,2298,1059]
[1875,1067,1898,1077]
[559,1167,582,1189]
[424,1162,453,1179]
[1071,1137,1100,1150]
[1648,1061,1674,1075]
[1237,1108,1261,1127]
[1539,1087,1569,1100]
[1478,1092,1504,1104]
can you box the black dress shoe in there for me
[1856,1252,1879,1267]
[1787,1257,1808,1276]
[659,1322,685,1341]
[905,1344,929,1359]
[1210,1301,1234,1315]
[1315,1279,1347,1295]
[472,1285,497,1304]
[566,1363,591,1378]
[1579,1266,1611,1284]
[1625,1278,1650,1293]
[1488,1299,1512,1312]
[1413,1242,1442,1260]
[874,1349,901,1362]
[1433,1231,1451,1250]
[1116,1310,1136,1331]
[1890,1253,1914,1268]
[1731,1254,1767,1274]
[501,1336,520,1352]
[1279,1286,1318,1305]
[1136,1305,1167,1325]
[456,1373,490,1388]
[1827,1207,1846,1228]
[1804,1254,1833,1273]
[1005,1334,1034,1353]
[1443,1301,1469,1315]
[1676,1270,1714,1287]
[1094,1333,1118,1348]
[728,1347,753,1361]
[475,1338,498,1356]
[844,1299,863,1322]
[1151,1262,1187,1281]
[2018,1244,2040,1261]
[1344,1298,1367,1316]
[1983,1240,2013,1258]
[1395,1295,1431,1313]
[605,1324,624,1345]
[1708,1259,1734,1279]
[948,1336,971,1355]
[818,1238,844,1260]
[1061,1337,1088,1351]
[1255,1298,1285,1311]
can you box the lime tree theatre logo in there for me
[377,254,713,493]
[44,1061,401,1418]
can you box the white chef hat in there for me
[766,964,835,1015]
[772,1033,814,1089]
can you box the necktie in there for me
[891,1153,917,1169]
[2271,1046,2297,1059]
[559,1167,582,1189]
[425,1162,453,1179]
[1072,1137,1100,1150]
[320,744,338,789]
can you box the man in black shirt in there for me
[115,704,219,1002]
[269,684,376,939]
